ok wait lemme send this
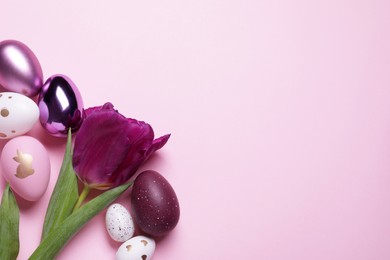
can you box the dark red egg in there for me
[131,170,180,237]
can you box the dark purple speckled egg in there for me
[131,170,180,237]
[38,74,84,137]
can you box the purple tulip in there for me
[72,102,170,190]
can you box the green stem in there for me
[72,186,90,212]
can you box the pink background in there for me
[1,0,390,259]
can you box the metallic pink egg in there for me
[38,74,84,137]
[0,40,43,97]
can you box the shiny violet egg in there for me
[131,170,180,237]
[38,74,84,137]
[0,40,43,97]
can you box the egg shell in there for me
[116,236,155,260]
[0,92,39,139]
[0,136,50,201]
[106,203,135,242]
[0,40,43,97]
[131,170,180,237]
[38,74,84,137]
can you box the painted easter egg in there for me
[38,74,84,137]
[0,92,39,139]
[0,136,50,201]
[0,40,43,97]
[131,171,180,237]
[116,236,155,260]
[106,203,135,242]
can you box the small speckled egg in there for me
[106,203,135,242]
[0,92,39,139]
[0,136,50,201]
[116,236,155,260]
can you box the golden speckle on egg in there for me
[11,130,16,133]
[0,132,7,138]
[8,96,12,99]
[1,108,9,117]
[141,240,148,246]
[142,255,147,260]
[126,245,132,252]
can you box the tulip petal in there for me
[110,120,154,186]
[73,108,130,189]
[84,102,115,117]
[141,134,171,164]
[112,133,171,187]
[151,134,171,152]
[127,118,154,146]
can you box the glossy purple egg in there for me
[38,74,84,137]
[0,40,43,97]
[131,171,180,237]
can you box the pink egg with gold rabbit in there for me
[0,136,50,201]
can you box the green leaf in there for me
[41,130,79,240]
[0,184,20,260]
[29,182,132,260]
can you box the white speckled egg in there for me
[0,92,39,139]
[106,203,135,242]
[0,136,50,201]
[116,236,156,260]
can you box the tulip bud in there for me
[72,102,170,190]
